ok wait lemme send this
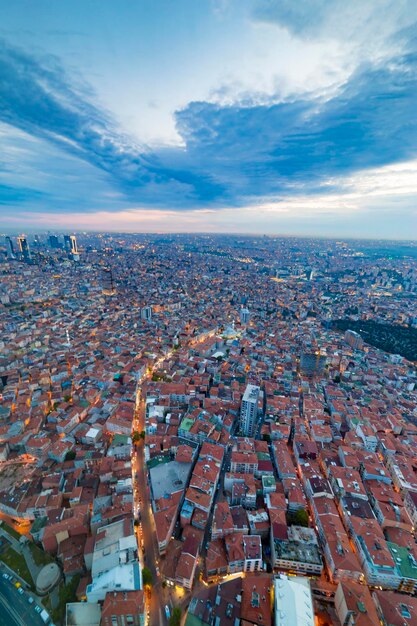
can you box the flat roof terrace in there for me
[150,460,193,501]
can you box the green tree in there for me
[262,433,271,443]
[142,566,153,587]
[288,508,309,528]
[52,574,81,624]
[169,607,181,626]
[132,431,141,443]
[65,449,76,461]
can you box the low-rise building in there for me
[274,574,314,626]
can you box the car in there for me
[156,566,160,576]
[164,605,171,619]
[28,597,34,604]
[18,587,24,595]
[2,573,9,579]
[35,605,42,613]
[14,581,21,589]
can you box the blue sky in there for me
[0,0,416,237]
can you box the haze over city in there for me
[1,0,417,237]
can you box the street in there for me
[131,332,219,624]
[132,331,218,624]
[0,577,47,626]
[132,382,168,626]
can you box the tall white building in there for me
[141,306,152,321]
[240,384,260,436]
[240,307,250,324]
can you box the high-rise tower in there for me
[101,267,116,295]
[17,236,32,262]
[239,384,260,436]
[240,307,250,324]
[64,235,78,255]
[5,236,15,260]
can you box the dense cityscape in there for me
[0,233,417,626]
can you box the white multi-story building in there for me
[239,384,260,436]
[240,308,250,324]
[243,535,262,572]
[274,575,315,626]
[141,305,152,321]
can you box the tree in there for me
[132,431,141,443]
[142,566,153,587]
[262,433,271,443]
[169,607,181,626]
[288,508,309,528]
[65,449,76,461]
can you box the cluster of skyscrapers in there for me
[5,233,79,264]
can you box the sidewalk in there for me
[0,526,42,588]
[21,543,43,583]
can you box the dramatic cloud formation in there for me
[0,40,225,206]
[0,0,416,236]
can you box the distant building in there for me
[300,352,326,378]
[141,306,152,321]
[102,267,116,295]
[240,307,250,324]
[5,236,15,260]
[345,329,364,350]
[240,384,260,437]
[17,236,31,262]
[48,234,61,249]
[64,234,78,256]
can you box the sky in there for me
[0,0,417,238]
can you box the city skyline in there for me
[1,232,417,626]
[1,0,417,237]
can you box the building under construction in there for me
[300,351,326,379]
[101,267,116,295]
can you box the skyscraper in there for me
[344,329,364,350]
[141,306,152,321]
[101,268,116,295]
[240,307,250,324]
[48,234,61,249]
[5,236,15,260]
[17,236,32,263]
[64,234,78,255]
[239,384,260,436]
